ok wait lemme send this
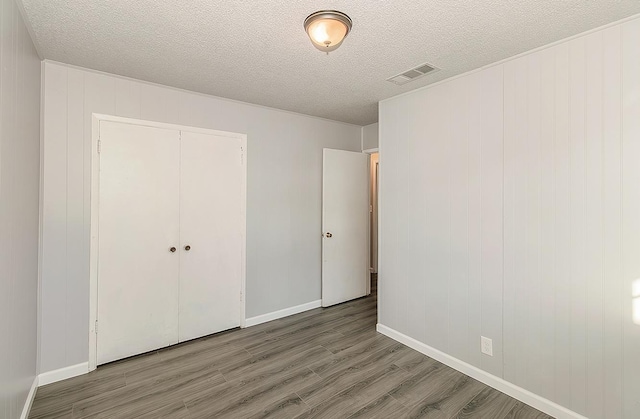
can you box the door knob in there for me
[184,245,191,251]
[325,232,333,238]
[169,247,177,253]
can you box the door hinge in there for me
[240,147,244,165]
[95,320,98,334]
[97,140,101,154]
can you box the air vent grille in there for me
[387,62,439,85]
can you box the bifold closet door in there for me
[178,131,243,342]
[97,121,181,365]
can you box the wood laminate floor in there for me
[30,277,553,418]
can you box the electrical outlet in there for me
[481,336,493,356]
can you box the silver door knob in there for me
[169,247,177,253]
[325,232,333,238]
[184,245,191,251]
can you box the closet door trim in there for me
[88,114,247,372]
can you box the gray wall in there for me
[40,61,362,374]
[379,17,640,419]
[361,122,378,151]
[0,0,42,417]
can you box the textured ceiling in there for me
[19,0,640,125]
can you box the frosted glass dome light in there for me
[304,10,352,53]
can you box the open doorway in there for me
[365,151,379,297]
[369,152,379,275]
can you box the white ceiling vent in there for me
[387,62,439,85]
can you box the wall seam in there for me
[599,34,605,418]
[501,63,506,380]
[64,68,69,366]
[551,46,557,402]
[568,40,574,410]
[583,38,588,411]
[618,23,625,416]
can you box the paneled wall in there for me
[379,17,640,418]
[362,122,378,150]
[41,62,362,374]
[0,0,42,417]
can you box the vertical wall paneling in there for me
[0,2,16,415]
[139,83,181,124]
[395,96,410,338]
[377,101,391,325]
[361,122,379,151]
[423,84,449,351]
[601,25,623,419]
[41,63,68,371]
[0,0,41,415]
[66,68,86,365]
[479,65,504,378]
[448,76,471,363]
[553,41,572,409]
[502,55,528,389]
[379,97,401,330]
[407,92,427,342]
[622,18,640,419]
[525,51,542,396]
[568,35,589,415]
[379,15,640,419]
[538,46,556,402]
[584,30,605,419]
[0,0,17,410]
[114,78,141,118]
[467,71,483,370]
[40,61,362,374]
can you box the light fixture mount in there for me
[304,10,352,54]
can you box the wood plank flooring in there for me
[30,278,553,418]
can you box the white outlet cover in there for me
[481,336,493,356]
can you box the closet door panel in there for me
[97,121,181,365]
[179,131,243,342]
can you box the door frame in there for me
[88,114,247,371]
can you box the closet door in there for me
[179,131,243,342]
[97,121,181,365]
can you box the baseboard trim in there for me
[245,300,322,327]
[20,376,39,419]
[38,362,89,386]
[376,324,587,419]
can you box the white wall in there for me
[362,122,378,151]
[379,17,640,419]
[40,61,362,374]
[0,0,42,417]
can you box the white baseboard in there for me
[20,376,39,419]
[244,300,322,327]
[376,324,586,419]
[38,362,89,386]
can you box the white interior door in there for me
[178,131,243,342]
[97,121,181,365]
[322,149,369,307]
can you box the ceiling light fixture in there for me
[304,10,352,54]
